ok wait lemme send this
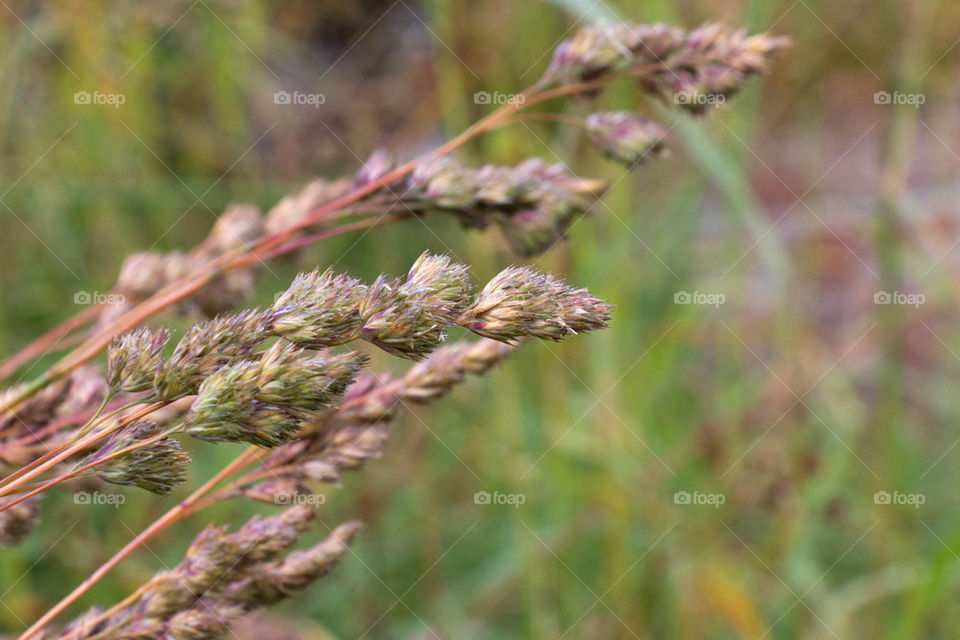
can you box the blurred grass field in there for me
[4,0,960,638]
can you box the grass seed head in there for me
[164,602,244,640]
[586,112,669,166]
[107,326,172,394]
[90,421,190,495]
[269,269,367,348]
[543,21,790,112]
[353,149,396,189]
[153,310,271,400]
[182,345,366,447]
[459,266,613,342]
[359,253,472,359]
[0,497,41,546]
[401,338,515,402]
[391,156,607,256]
[203,204,264,254]
[225,521,361,605]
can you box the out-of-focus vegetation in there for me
[3,0,960,638]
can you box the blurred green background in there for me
[3,0,960,638]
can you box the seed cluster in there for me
[0,496,40,546]
[586,112,669,166]
[543,21,790,114]
[96,253,610,495]
[357,154,609,257]
[87,421,190,495]
[241,338,516,503]
[58,506,359,640]
[182,346,367,448]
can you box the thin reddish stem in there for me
[0,397,131,453]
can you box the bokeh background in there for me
[2,0,960,638]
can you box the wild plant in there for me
[0,20,788,639]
